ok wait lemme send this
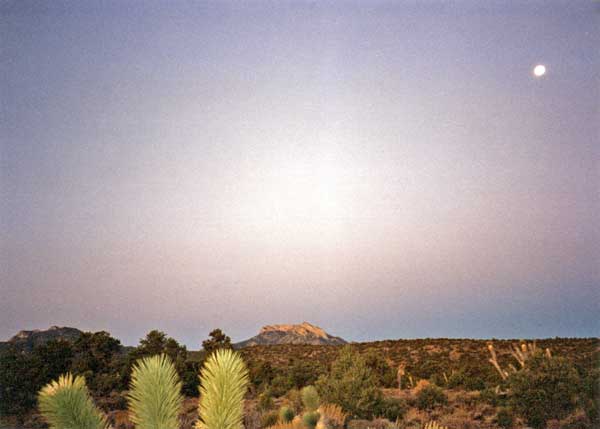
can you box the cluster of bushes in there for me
[0,328,232,420]
[1,332,598,429]
[240,338,599,391]
[0,331,127,418]
[37,349,248,429]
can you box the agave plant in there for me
[128,354,184,429]
[38,373,108,429]
[197,348,249,429]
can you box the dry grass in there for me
[318,404,348,428]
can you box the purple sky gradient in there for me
[1,1,599,346]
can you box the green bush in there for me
[301,386,320,412]
[0,347,43,417]
[279,406,295,423]
[496,408,514,429]
[363,351,397,387]
[287,360,325,390]
[580,367,600,426]
[260,411,279,428]
[373,397,407,421]
[478,387,499,406]
[415,384,448,410]
[258,389,274,411]
[270,374,293,397]
[302,411,320,429]
[508,354,580,429]
[447,371,465,389]
[285,388,304,414]
[316,346,383,419]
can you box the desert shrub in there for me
[258,389,275,411]
[279,406,295,423]
[38,373,108,429]
[445,368,485,391]
[261,411,279,428]
[288,360,324,390]
[270,374,294,397]
[285,388,304,414]
[580,367,600,426]
[127,354,183,429]
[316,346,383,419]
[508,354,580,429]
[181,359,201,396]
[373,397,407,421]
[301,386,320,411]
[496,408,514,429]
[412,379,431,393]
[249,361,276,391]
[302,411,320,429]
[413,360,445,381]
[446,371,465,389]
[198,349,249,429]
[363,351,396,387]
[478,387,500,406]
[415,384,447,410]
[96,390,128,411]
[318,404,347,428]
[553,409,592,429]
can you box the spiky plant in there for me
[38,373,108,429]
[318,404,347,428]
[196,348,249,429]
[423,422,448,429]
[302,412,320,429]
[128,354,184,429]
[279,406,295,423]
[301,386,320,412]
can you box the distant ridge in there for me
[0,326,83,352]
[235,322,347,348]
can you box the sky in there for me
[1,1,599,347]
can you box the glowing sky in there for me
[1,1,599,346]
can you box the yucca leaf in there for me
[128,354,184,429]
[38,373,108,429]
[196,349,249,429]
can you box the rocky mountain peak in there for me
[236,322,346,348]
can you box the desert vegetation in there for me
[0,330,598,429]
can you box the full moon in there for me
[533,64,546,77]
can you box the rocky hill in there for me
[234,322,346,347]
[0,326,83,352]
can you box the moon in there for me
[533,64,546,77]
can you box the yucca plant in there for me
[128,354,184,429]
[279,406,295,423]
[197,348,249,429]
[300,386,320,412]
[302,411,320,429]
[38,373,108,429]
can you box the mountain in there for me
[235,322,347,348]
[0,326,83,352]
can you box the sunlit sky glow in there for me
[1,1,599,346]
